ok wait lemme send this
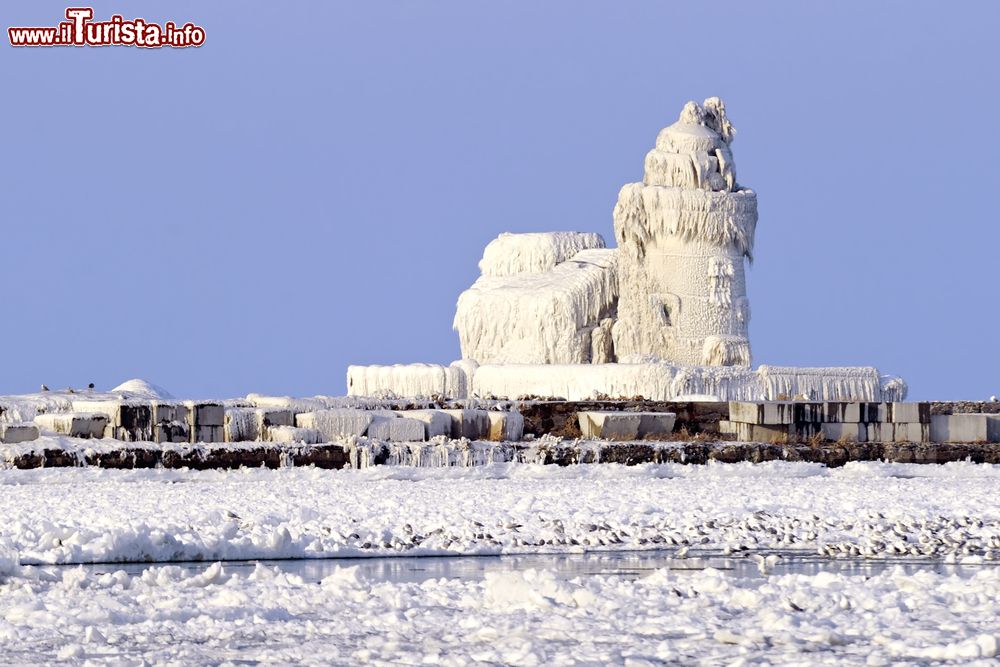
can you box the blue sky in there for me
[1,1,997,400]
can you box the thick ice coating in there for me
[472,363,906,402]
[478,231,606,277]
[345,97,907,402]
[613,97,756,367]
[454,247,618,365]
[346,362,475,399]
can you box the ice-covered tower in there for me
[612,97,757,367]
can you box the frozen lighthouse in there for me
[612,97,756,367]
[347,97,906,403]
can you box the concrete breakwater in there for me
[520,399,1000,439]
[4,396,1000,471]
[7,436,1000,471]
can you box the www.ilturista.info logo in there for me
[8,8,205,48]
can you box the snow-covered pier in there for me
[4,381,1000,470]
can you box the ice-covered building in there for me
[347,98,906,402]
[454,233,617,365]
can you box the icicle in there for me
[701,336,751,367]
[633,187,757,260]
[471,362,906,402]
[224,408,260,442]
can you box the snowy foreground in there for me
[2,461,1000,664]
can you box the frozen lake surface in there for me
[38,548,1000,585]
[5,552,1000,665]
[4,460,1000,565]
[1,461,1000,664]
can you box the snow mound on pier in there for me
[111,379,173,399]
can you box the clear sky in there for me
[2,1,997,400]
